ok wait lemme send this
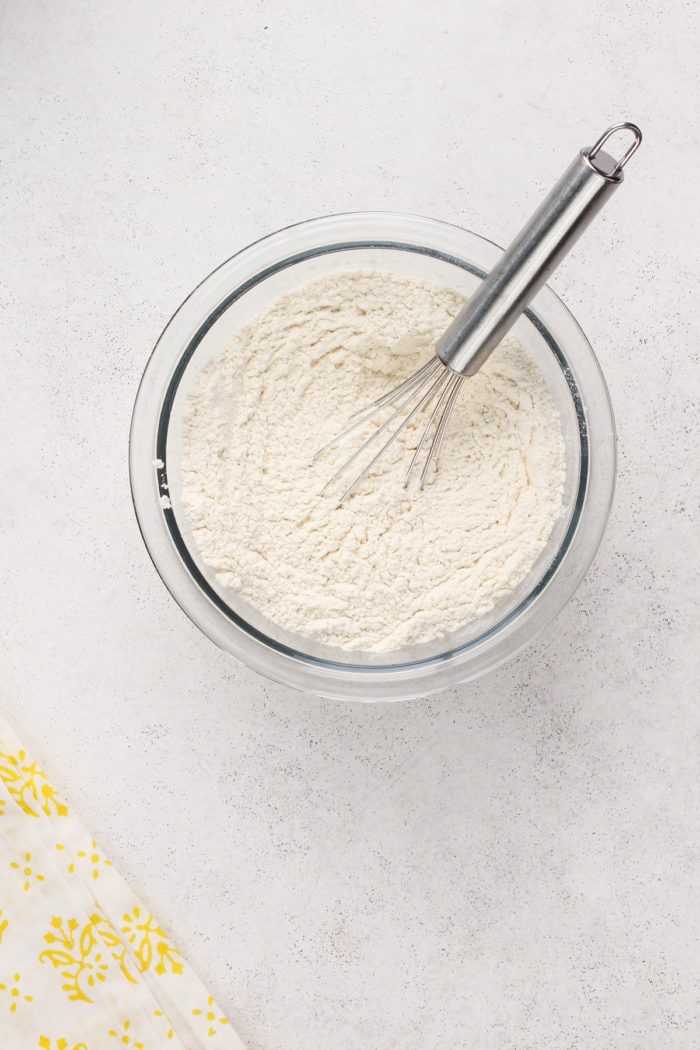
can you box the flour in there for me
[180,271,566,652]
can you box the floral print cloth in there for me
[0,715,245,1049]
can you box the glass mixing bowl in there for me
[129,212,615,701]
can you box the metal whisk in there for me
[316,122,642,505]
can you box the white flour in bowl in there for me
[180,271,566,652]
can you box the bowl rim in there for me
[129,210,616,700]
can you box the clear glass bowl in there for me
[129,212,615,701]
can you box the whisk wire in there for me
[403,371,457,488]
[312,358,442,464]
[314,358,465,505]
[319,363,444,496]
[419,374,463,488]
[349,357,441,418]
[332,367,450,505]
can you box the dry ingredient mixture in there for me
[181,271,566,652]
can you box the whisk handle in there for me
[436,122,642,377]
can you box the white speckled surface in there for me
[2,2,699,1047]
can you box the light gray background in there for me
[2,2,698,1047]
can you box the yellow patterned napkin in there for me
[0,714,246,1050]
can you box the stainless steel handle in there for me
[436,122,642,377]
